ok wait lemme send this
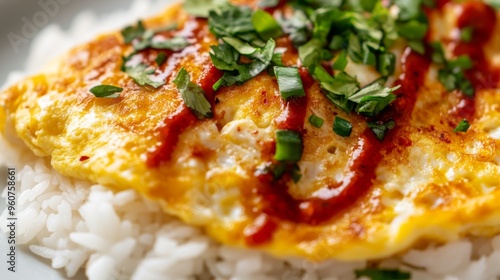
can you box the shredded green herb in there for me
[173,68,213,120]
[453,119,470,133]
[367,120,396,141]
[89,85,123,98]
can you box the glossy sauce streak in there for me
[448,2,498,120]
[244,50,432,245]
[146,19,220,168]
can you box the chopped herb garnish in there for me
[355,268,411,280]
[123,62,165,88]
[121,20,146,44]
[431,42,475,96]
[258,0,279,8]
[290,164,302,183]
[460,26,474,42]
[367,120,396,141]
[89,85,123,98]
[279,10,311,47]
[209,4,266,48]
[332,50,348,71]
[274,130,303,162]
[274,66,306,100]
[151,37,190,51]
[333,116,352,137]
[453,119,470,133]
[211,39,276,90]
[252,10,283,41]
[183,0,227,18]
[173,68,213,120]
[308,114,324,128]
[156,52,167,66]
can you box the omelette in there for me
[1,0,500,262]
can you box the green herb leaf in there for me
[291,163,302,183]
[299,38,324,68]
[173,68,213,120]
[212,39,276,90]
[155,52,167,66]
[123,62,165,88]
[397,20,428,41]
[333,50,348,71]
[151,37,190,51]
[274,130,303,162]
[453,119,470,133]
[209,4,266,47]
[308,114,324,128]
[222,37,257,55]
[252,10,283,41]
[432,42,475,96]
[121,21,146,44]
[183,0,227,18]
[355,268,411,280]
[333,116,352,137]
[367,120,396,140]
[259,0,279,8]
[485,0,500,8]
[89,85,123,98]
[377,52,396,76]
[280,10,311,47]
[274,67,306,100]
[460,26,473,42]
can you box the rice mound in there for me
[2,0,500,279]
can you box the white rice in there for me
[2,0,500,279]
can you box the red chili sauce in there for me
[146,18,223,168]
[448,1,499,120]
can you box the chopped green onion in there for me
[453,119,470,133]
[251,9,283,41]
[89,85,123,98]
[308,114,324,128]
[274,67,306,100]
[333,116,352,137]
[274,130,303,162]
[355,268,411,280]
[290,164,302,183]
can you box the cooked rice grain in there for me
[2,0,500,279]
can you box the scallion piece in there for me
[274,66,306,100]
[355,268,411,280]
[333,116,352,137]
[453,119,470,133]
[274,130,303,162]
[308,114,324,128]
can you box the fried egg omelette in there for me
[1,0,500,262]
